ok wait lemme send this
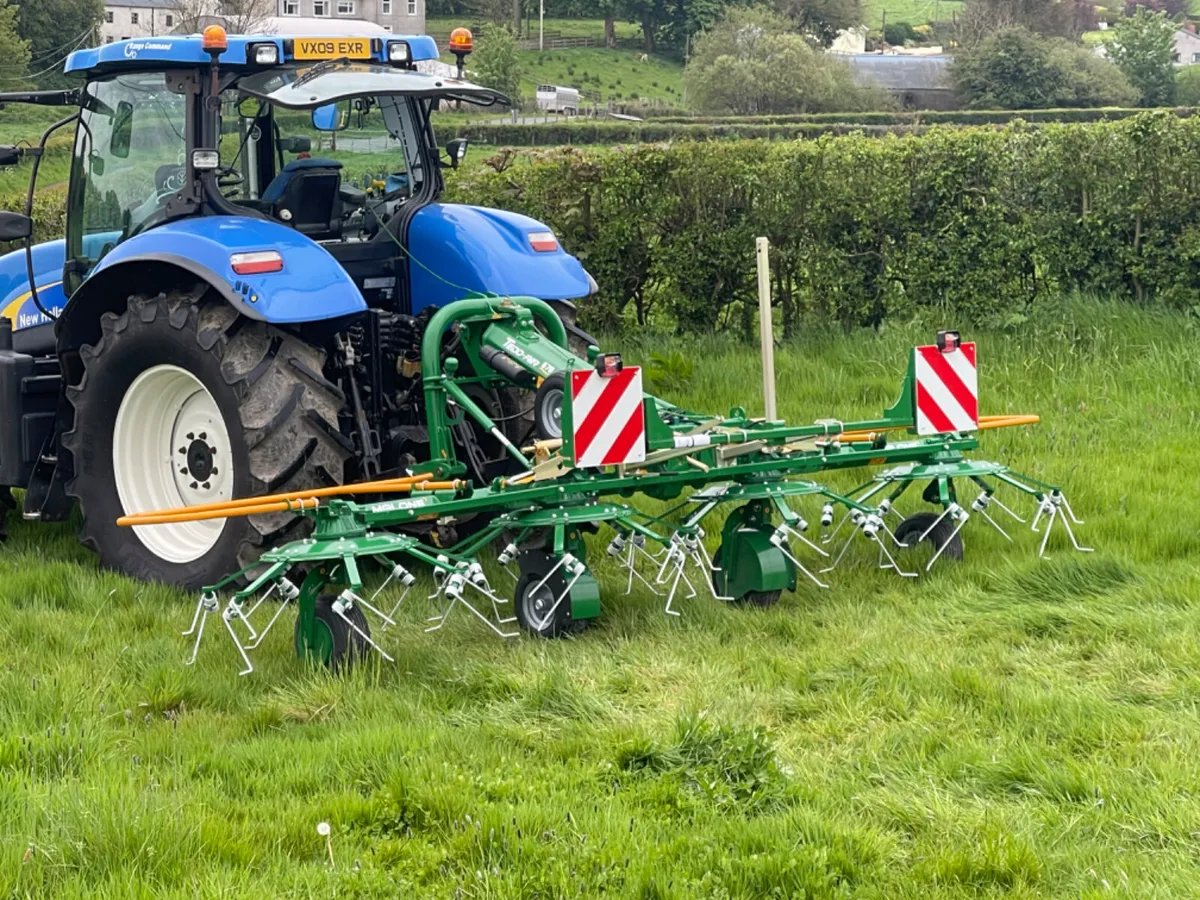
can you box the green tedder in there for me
[119,295,1090,673]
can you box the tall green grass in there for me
[1,296,1199,896]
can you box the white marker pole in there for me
[755,237,777,420]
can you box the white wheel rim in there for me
[113,364,234,564]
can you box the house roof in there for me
[104,0,177,7]
[846,54,951,92]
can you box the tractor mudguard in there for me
[406,203,593,309]
[82,217,365,325]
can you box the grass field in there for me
[2,296,1200,896]
[519,48,684,104]
[864,0,964,28]
[427,16,645,42]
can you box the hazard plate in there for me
[293,37,372,60]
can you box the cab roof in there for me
[65,33,440,75]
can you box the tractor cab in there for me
[62,28,512,309]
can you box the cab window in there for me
[67,73,188,272]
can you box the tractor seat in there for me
[261,157,344,240]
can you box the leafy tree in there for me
[659,0,725,52]
[1122,0,1185,16]
[884,21,917,45]
[684,7,892,113]
[774,0,865,47]
[1109,6,1176,106]
[13,0,103,88]
[952,27,1136,108]
[1048,38,1138,105]
[471,23,523,103]
[625,0,667,52]
[951,28,1068,107]
[0,0,30,92]
[1176,61,1200,104]
[957,0,1098,44]
[172,0,274,34]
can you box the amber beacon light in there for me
[202,25,228,53]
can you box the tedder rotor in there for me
[117,296,1092,674]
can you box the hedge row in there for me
[0,185,67,258]
[12,114,1200,337]
[645,107,1200,126]
[448,108,1200,146]
[449,121,927,145]
[447,112,1200,334]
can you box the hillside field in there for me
[2,298,1200,896]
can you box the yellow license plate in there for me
[293,37,372,60]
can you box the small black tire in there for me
[894,511,964,562]
[514,553,589,638]
[533,372,566,442]
[740,590,782,608]
[295,594,371,672]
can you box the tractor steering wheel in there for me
[216,165,244,189]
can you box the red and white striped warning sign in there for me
[569,367,646,468]
[914,342,978,435]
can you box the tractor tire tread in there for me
[63,287,350,587]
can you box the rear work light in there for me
[231,251,284,275]
[528,231,557,252]
[387,41,410,63]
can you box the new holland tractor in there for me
[0,27,598,588]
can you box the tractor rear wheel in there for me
[63,288,350,589]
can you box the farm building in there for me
[846,54,956,110]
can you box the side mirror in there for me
[0,146,23,167]
[110,100,134,159]
[311,102,348,132]
[0,212,33,242]
[237,96,265,119]
[445,137,468,169]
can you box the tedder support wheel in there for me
[894,512,965,563]
[712,548,782,608]
[63,288,351,589]
[533,372,566,442]
[295,594,370,671]
[514,549,591,638]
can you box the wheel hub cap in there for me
[113,364,235,564]
[182,436,217,485]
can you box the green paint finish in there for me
[294,566,336,665]
[568,569,602,620]
[715,502,797,601]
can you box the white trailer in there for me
[535,85,580,115]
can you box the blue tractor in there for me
[0,27,597,587]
